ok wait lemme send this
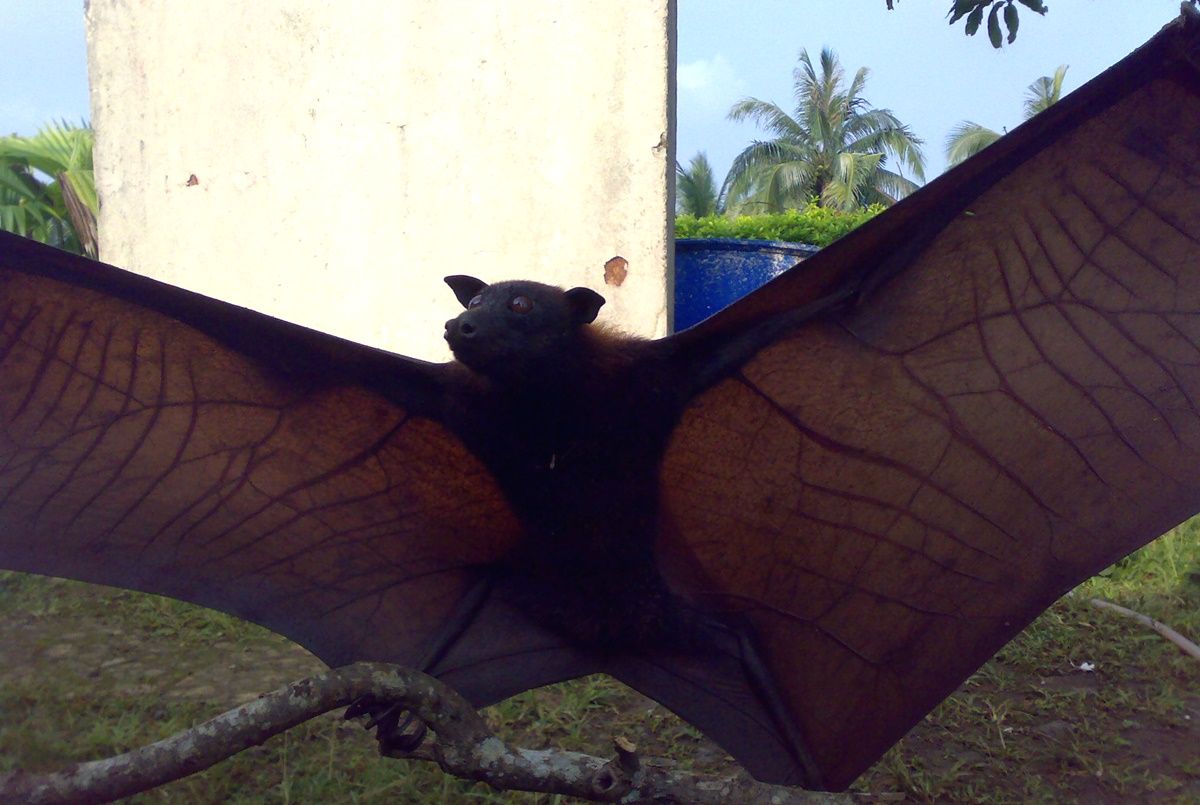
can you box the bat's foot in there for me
[341,578,495,758]
[344,697,429,756]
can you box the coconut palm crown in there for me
[676,152,723,217]
[722,48,925,214]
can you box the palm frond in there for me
[824,152,883,211]
[725,156,817,215]
[844,67,870,111]
[873,128,926,181]
[0,122,96,255]
[842,107,903,140]
[1023,64,1069,118]
[0,122,93,178]
[722,139,809,202]
[727,98,808,143]
[842,110,926,182]
[756,161,803,213]
[869,167,922,204]
[818,48,842,93]
[676,152,721,217]
[0,164,55,239]
[944,121,1002,167]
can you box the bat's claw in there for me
[344,696,429,756]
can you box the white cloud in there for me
[677,54,744,113]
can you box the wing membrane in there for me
[0,237,519,668]
[661,19,1200,789]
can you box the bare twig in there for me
[1084,597,1200,661]
[0,662,865,804]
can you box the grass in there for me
[0,521,1197,803]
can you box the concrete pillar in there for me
[87,1,675,360]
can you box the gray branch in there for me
[1084,597,1200,661]
[0,662,875,804]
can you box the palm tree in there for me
[676,152,722,217]
[945,65,1068,167]
[722,48,925,214]
[0,163,66,246]
[0,122,98,257]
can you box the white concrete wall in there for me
[86,1,675,360]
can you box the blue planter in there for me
[673,238,819,331]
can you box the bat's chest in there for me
[451,382,695,649]
[498,431,662,549]
[486,405,667,525]
[469,387,671,500]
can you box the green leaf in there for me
[948,0,981,24]
[987,2,1003,48]
[965,5,985,35]
[1016,0,1047,14]
[675,203,882,245]
[0,122,94,254]
[1004,2,1019,43]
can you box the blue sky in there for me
[0,1,1179,184]
[1,1,90,134]
[677,1,1173,181]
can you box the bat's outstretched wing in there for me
[0,232,601,688]
[655,12,1200,790]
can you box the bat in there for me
[3,11,1200,792]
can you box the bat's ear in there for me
[565,287,605,325]
[444,275,488,308]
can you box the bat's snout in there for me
[444,317,479,358]
[445,318,477,336]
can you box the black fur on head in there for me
[443,275,605,381]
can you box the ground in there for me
[0,523,1197,803]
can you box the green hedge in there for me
[674,203,883,247]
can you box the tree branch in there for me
[1083,597,1200,661]
[0,662,876,804]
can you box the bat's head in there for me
[443,275,605,380]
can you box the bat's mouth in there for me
[444,320,471,353]
[443,335,487,373]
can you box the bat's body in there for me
[2,11,1200,792]
[348,274,836,772]
[421,277,684,651]
[428,275,842,654]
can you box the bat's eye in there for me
[509,296,533,314]
[467,295,483,309]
